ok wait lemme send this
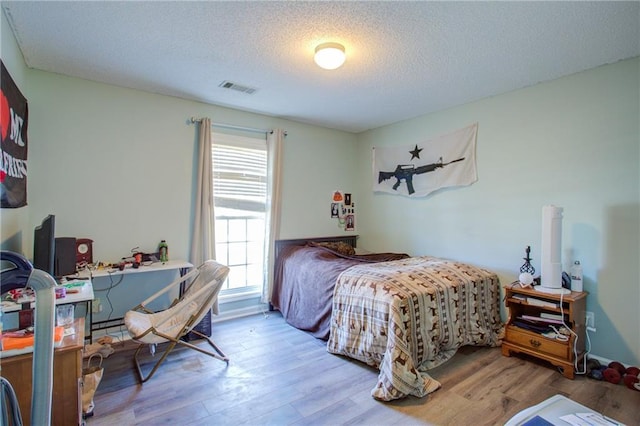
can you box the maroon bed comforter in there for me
[271,244,409,340]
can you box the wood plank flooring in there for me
[87,312,639,425]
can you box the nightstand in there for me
[502,284,587,378]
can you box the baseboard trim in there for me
[586,353,632,369]
[89,305,269,343]
[92,327,130,343]
[582,330,634,369]
[214,304,270,323]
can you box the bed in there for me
[271,236,410,340]
[272,236,504,401]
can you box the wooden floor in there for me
[87,312,638,426]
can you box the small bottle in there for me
[570,260,583,292]
[158,240,169,262]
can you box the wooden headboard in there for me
[274,235,358,265]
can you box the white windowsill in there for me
[219,290,262,304]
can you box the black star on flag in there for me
[409,144,422,160]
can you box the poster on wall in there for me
[0,60,28,208]
[373,122,477,198]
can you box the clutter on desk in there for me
[2,282,87,307]
[55,286,66,298]
[56,304,75,332]
[0,326,64,356]
[158,240,169,262]
[61,280,88,293]
[79,246,165,273]
[73,242,175,279]
[3,287,34,304]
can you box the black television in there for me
[33,214,55,276]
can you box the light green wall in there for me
[14,61,357,322]
[355,58,640,366]
[24,71,357,264]
[0,9,29,253]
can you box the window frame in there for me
[212,132,267,298]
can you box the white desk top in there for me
[1,281,94,313]
[77,260,193,279]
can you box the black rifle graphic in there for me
[378,157,465,195]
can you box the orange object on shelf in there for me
[1,326,64,351]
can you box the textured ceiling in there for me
[2,1,639,133]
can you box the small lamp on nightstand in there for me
[518,246,535,287]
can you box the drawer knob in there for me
[529,339,541,348]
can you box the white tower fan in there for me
[537,205,570,294]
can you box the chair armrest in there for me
[130,304,155,314]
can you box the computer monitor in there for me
[33,214,55,276]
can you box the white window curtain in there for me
[262,129,284,304]
[190,118,218,307]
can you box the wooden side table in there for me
[502,285,587,379]
[2,318,84,425]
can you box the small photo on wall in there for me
[345,193,352,206]
[331,203,340,218]
[345,214,355,231]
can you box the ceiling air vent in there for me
[219,81,258,95]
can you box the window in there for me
[212,133,267,296]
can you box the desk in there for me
[80,259,192,279]
[1,281,94,313]
[77,260,192,339]
[1,282,94,340]
[1,318,85,426]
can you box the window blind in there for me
[212,134,267,213]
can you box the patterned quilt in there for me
[327,256,504,401]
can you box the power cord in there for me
[558,291,591,375]
[103,272,125,320]
[90,270,124,320]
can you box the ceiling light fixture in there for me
[314,42,346,70]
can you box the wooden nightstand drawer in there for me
[505,325,569,359]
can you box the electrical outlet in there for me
[586,311,595,330]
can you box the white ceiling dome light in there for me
[314,42,346,70]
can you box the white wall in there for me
[355,58,640,366]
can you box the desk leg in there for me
[88,300,93,343]
[179,266,192,294]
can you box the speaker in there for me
[55,237,77,278]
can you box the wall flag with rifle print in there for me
[373,122,477,198]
